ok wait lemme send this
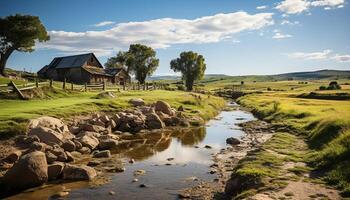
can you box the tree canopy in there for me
[0,14,49,76]
[170,51,206,91]
[106,44,159,84]
[104,51,129,71]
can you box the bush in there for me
[177,85,185,91]
[319,85,327,90]
[267,87,272,91]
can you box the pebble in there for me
[109,191,115,195]
[139,183,147,188]
[129,159,135,164]
[204,145,212,149]
[167,157,174,161]
[132,178,139,182]
[134,169,146,176]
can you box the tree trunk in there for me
[186,79,194,91]
[0,47,15,77]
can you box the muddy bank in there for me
[179,120,274,199]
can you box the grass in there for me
[0,88,225,138]
[236,89,350,196]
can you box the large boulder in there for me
[145,113,165,129]
[28,116,65,130]
[62,164,97,181]
[28,127,64,145]
[226,137,241,145]
[78,135,99,150]
[128,98,145,107]
[3,151,48,190]
[154,101,174,116]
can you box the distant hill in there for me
[272,70,350,80]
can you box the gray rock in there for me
[226,137,241,145]
[93,150,111,158]
[98,139,118,150]
[3,151,48,190]
[80,124,105,133]
[79,135,99,150]
[62,140,76,152]
[128,98,145,107]
[28,127,64,145]
[145,113,165,129]
[28,116,65,130]
[78,147,91,154]
[48,162,64,180]
[63,164,97,181]
[155,101,174,116]
[65,151,75,162]
[45,151,57,164]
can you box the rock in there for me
[139,183,147,188]
[29,141,47,152]
[98,139,118,150]
[93,150,111,158]
[65,151,75,162]
[129,98,145,107]
[226,137,241,145]
[145,113,165,129]
[87,160,101,167]
[155,101,174,116]
[134,169,146,176]
[51,191,69,199]
[48,162,64,180]
[167,157,174,161]
[129,159,135,164]
[70,151,82,157]
[45,151,58,164]
[28,116,65,130]
[56,151,68,162]
[73,140,82,150]
[62,140,76,152]
[63,164,97,181]
[28,127,63,145]
[79,135,99,150]
[204,145,212,149]
[78,147,91,154]
[132,178,138,182]
[80,124,105,133]
[178,105,185,111]
[109,191,115,195]
[89,119,105,127]
[68,126,80,135]
[108,119,117,129]
[3,151,48,190]
[3,150,22,163]
[99,115,110,123]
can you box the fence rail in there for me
[0,79,170,99]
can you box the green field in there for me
[0,88,225,138]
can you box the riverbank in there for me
[226,92,349,199]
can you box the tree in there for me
[170,51,206,91]
[126,44,159,84]
[104,51,129,71]
[0,14,50,76]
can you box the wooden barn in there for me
[38,53,130,85]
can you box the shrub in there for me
[177,85,185,91]
[319,85,327,90]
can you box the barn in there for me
[38,53,130,85]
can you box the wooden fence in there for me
[0,79,169,99]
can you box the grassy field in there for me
[235,86,350,197]
[0,88,226,138]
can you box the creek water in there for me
[7,105,255,200]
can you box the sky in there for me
[1,0,349,76]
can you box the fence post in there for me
[146,82,149,90]
[36,79,39,88]
[103,81,106,91]
[143,83,146,90]
[50,79,53,88]
[132,82,135,90]
[71,82,73,91]
[85,82,87,92]
[63,78,66,90]
[123,82,126,90]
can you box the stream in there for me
[7,104,256,200]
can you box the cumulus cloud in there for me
[286,49,332,60]
[276,0,311,14]
[332,54,350,62]
[281,20,300,25]
[256,5,268,10]
[93,21,115,27]
[38,12,274,56]
[275,0,345,14]
[272,32,293,39]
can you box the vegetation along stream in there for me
[7,103,255,200]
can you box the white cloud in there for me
[281,20,300,25]
[272,32,293,39]
[276,0,311,14]
[286,49,332,60]
[93,21,115,27]
[38,12,274,56]
[275,0,345,14]
[256,5,268,10]
[332,54,350,62]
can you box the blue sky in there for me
[1,0,349,75]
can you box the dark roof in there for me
[83,66,112,76]
[37,65,49,74]
[48,53,102,69]
[104,68,124,76]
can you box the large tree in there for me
[170,51,206,91]
[104,51,129,71]
[0,14,50,76]
[126,44,159,84]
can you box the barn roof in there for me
[83,66,112,76]
[48,53,103,69]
